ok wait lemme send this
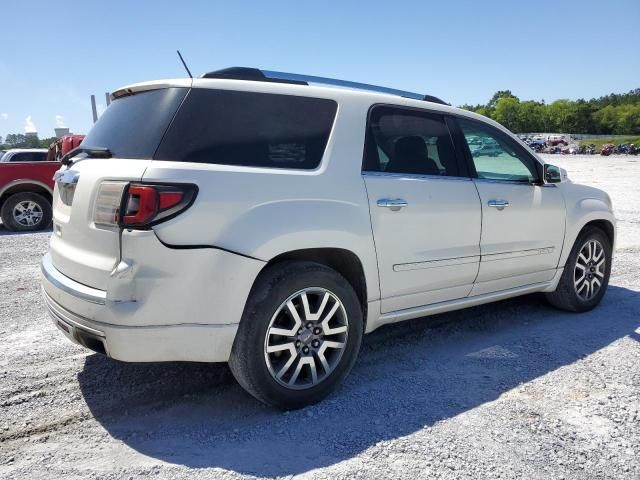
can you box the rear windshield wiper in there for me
[60,146,112,166]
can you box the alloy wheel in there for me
[13,201,43,227]
[264,288,349,390]
[574,239,606,301]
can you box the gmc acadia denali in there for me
[41,68,615,408]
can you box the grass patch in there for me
[578,136,640,149]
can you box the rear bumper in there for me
[43,287,238,362]
[41,230,266,362]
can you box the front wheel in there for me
[545,226,612,312]
[229,261,363,409]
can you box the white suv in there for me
[41,68,615,408]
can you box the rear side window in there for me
[156,89,338,169]
[363,106,460,177]
[81,88,188,159]
[9,152,47,162]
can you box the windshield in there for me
[81,87,188,159]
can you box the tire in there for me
[229,261,363,409]
[0,192,52,232]
[545,226,612,312]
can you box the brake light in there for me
[121,184,195,228]
[93,182,196,229]
[122,185,161,225]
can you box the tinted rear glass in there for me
[155,89,338,169]
[9,152,47,162]
[81,87,188,159]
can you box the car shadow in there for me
[78,285,639,476]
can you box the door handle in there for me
[488,199,510,210]
[377,198,408,211]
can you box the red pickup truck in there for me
[0,135,84,232]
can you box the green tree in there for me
[24,134,41,148]
[5,133,26,146]
[593,106,618,134]
[494,96,521,131]
[517,101,544,132]
[487,90,518,109]
[39,136,57,148]
[614,104,640,134]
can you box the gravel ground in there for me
[0,154,638,480]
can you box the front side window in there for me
[458,118,538,183]
[156,89,338,169]
[363,106,460,177]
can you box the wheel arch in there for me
[259,248,369,329]
[559,211,616,268]
[581,219,615,246]
[0,180,53,209]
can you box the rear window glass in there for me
[9,152,48,162]
[81,87,188,159]
[155,89,338,169]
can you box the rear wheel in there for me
[229,261,363,409]
[1,192,52,232]
[545,226,612,312]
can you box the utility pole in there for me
[90,95,98,124]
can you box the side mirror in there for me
[544,164,563,183]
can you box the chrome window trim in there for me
[473,177,557,187]
[362,171,472,182]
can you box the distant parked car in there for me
[0,148,48,163]
[561,144,579,155]
[528,140,546,152]
[547,135,568,146]
[473,142,502,157]
[0,148,57,231]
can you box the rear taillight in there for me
[94,181,128,228]
[93,182,197,229]
[121,183,196,228]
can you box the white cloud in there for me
[24,115,37,133]
[0,113,7,120]
[55,114,66,128]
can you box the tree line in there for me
[0,133,57,150]
[459,88,640,135]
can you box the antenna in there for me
[176,50,193,79]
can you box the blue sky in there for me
[1,0,638,139]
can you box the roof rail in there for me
[201,67,448,105]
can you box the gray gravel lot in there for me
[0,155,638,479]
